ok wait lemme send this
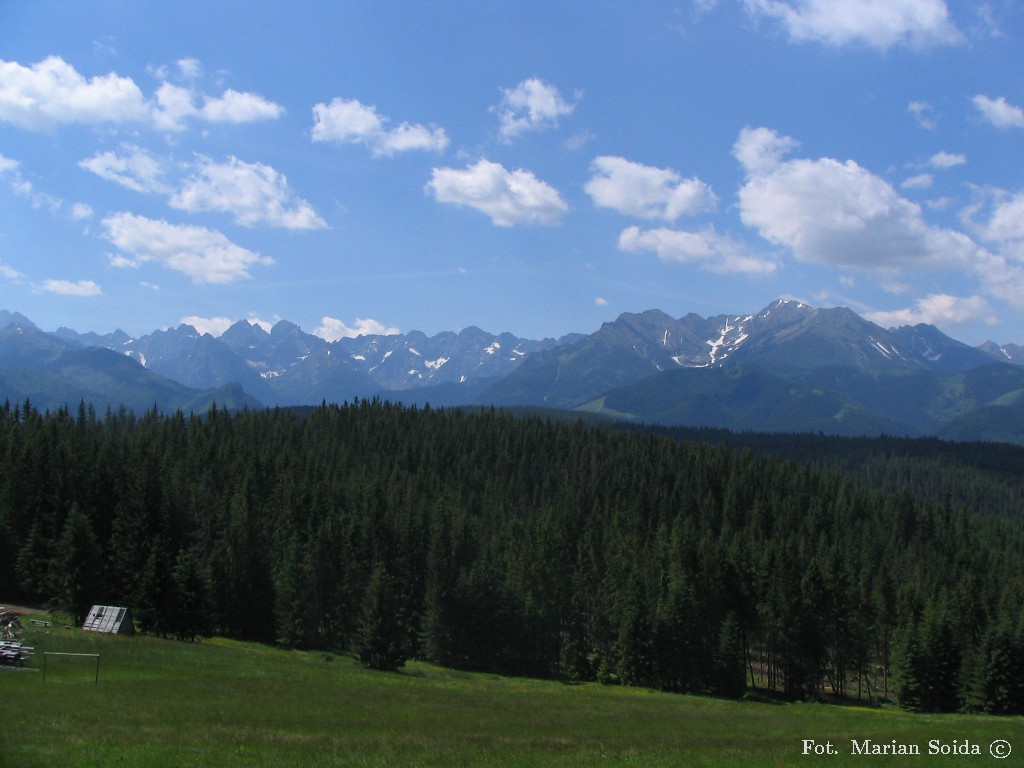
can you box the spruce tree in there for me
[50,503,105,624]
[921,607,962,712]
[616,572,653,687]
[652,571,702,692]
[356,563,408,671]
[273,532,309,648]
[15,519,52,602]
[711,613,747,698]
[136,538,172,635]
[168,546,211,642]
[894,618,925,711]
[981,621,1024,715]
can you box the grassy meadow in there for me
[2,614,1020,767]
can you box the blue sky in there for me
[1,1,1022,346]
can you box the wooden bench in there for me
[30,619,50,627]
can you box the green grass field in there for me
[3,616,1020,767]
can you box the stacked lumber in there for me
[0,639,33,666]
[0,609,32,666]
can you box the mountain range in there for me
[0,311,256,416]
[3,301,1024,443]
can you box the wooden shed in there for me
[82,605,135,635]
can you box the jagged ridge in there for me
[11,300,1024,442]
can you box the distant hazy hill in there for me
[11,299,1024,443]
[56,317,579,407]
[0,321,259,414]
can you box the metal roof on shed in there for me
[82,605,134,635]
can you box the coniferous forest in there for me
[3,399,1024,715]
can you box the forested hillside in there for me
[634,424,1024,521]
[2,399,1023,714]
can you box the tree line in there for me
[1,398,1023,714]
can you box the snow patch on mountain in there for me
[700,316,750,367]
[870,339,900,359]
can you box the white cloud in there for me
[974,252,1024,311]
[311,97,448,156]
[313,316,401,341]
[744,0,963,49]
[14,179,63,212]
[152,83,283,132]
[973,94,1024,129]
[496,78,577,141]
[247,317,277,333]
[941,196,1024,309]
[971,4,1002,38]
[732,126,800,175]
[2,160,69,216]
[71,202,93,221]
[179,315,233,336]
[102,212,273,284]
[149,58,203,83]
[82,148,324,230]
[619,225,777,276]
[0,56,283,133]
[929,150,966,168]
[0,260,25,282]
[150,82,197,132]
[0,56,149,130]
[200,89,284,124]
[565,130,595,151]
[926,197,954,211]
[79,144,170,193]
[908,101,938,131]
[984,193,1024,246]
[427,159,568,227]
[0,152,18,174]
[375,122,450,156]
[312,98,381,141]
[39,278,102,297]
[584,156,717,221]
[176,58,203,81]
[967,191,1024,261]
[865,294,996,328]
[595,297,609,306]
[3,153,88,222]
[170,156,326,230]
[901,173,933,190]
[734,126,981,271]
